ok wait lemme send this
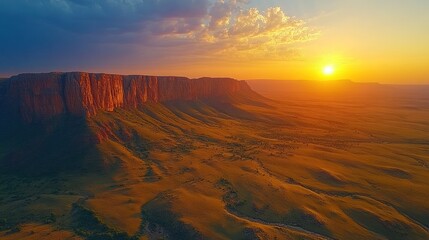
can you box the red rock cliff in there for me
[0,72,251,122]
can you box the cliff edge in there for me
[0,72,252,123]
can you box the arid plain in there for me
[1,79,429,240]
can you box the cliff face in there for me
[0,72,251,123]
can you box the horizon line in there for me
[1,72,428,86]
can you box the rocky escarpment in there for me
[0,72,251,123]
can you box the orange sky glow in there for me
[1,1,428,84]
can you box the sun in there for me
[323,65,335,76]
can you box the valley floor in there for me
[1,90,429,240]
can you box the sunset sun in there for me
[323,65,335,76]
[1,1,429,240]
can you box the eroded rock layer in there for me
[0,72,251,122]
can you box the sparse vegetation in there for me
[140,193,204,239]
[44,213,56,224]
[282,209,331,237]
[0,219,10,231]
[1,88,429,239]
[71,203,138,240]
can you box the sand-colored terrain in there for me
[1,81,429,239]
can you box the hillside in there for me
[1,75,429,240]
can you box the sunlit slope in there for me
[1,90,429,240]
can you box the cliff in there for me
[0,72,251,123]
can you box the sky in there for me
[0,0,428,83]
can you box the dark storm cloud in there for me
[0,0,317,74]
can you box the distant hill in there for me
[247,79,429,104]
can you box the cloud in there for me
[0,0,318,73]
[0,0,210,34]
[201,4,318,59]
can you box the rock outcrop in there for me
[0,72,251,123]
